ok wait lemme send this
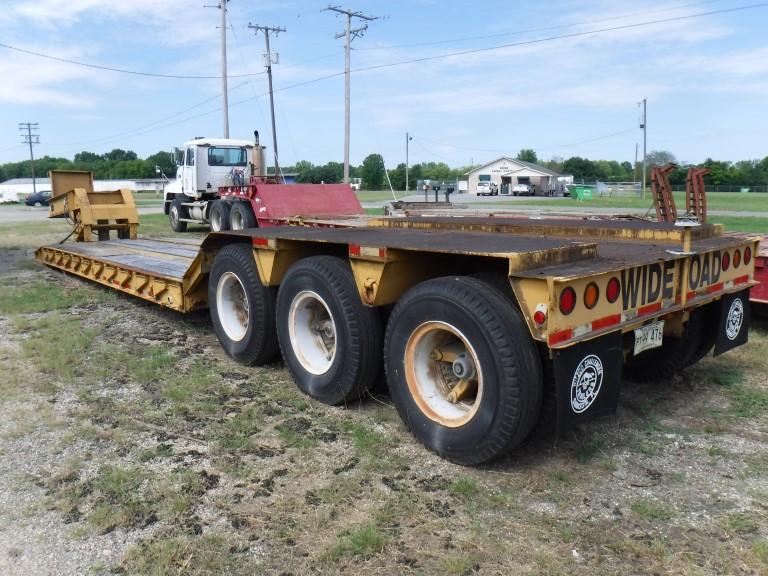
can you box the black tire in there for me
[210,200,231,232]
[208,243,279,366]
[230,202,257,230]
[170,196,187,233]
[623,308,711,382]
[276,256,382,405]
[384,277,543,466]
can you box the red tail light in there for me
[533,310,547,325]
[744,246,752,265]
[722,251,730,271]
[559,287,577,315]
[733,249,741,268]
[606,277,620,303]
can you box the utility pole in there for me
[19,122,39,194]
[249,23,285,181]
[205,0,229,138]
[639,98,647,200]
[405,132,413,192]
[325,5,378,183]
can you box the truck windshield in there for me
[207,147,247,167]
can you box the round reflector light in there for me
[559,286,577,315]
[606,277,620,303]
[722,251,730,271]
[584,282,599,309]
[744,246,752,265]
[533,310,547,325]
[733,248,741,268]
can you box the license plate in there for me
[633,321,664,355]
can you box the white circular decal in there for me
[725,298,744,341]
[571,354,604,414]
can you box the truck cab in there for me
[164,137,266,232]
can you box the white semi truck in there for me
[163,133,267,232]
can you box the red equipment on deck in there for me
[218,178,363,226]
[651,164,677,223]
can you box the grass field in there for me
[496,191,768,213]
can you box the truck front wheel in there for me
[209,243,279,365]
[384,277,542,465]
[276,256,382,405]
[170,197,187,233]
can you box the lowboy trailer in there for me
[37,175,760,465]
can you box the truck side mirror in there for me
[173,148,182,166]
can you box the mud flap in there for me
[714,289,750,356]
[553,331,623,437]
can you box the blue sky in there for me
[1,0,767,168]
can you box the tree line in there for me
[3,148,768,190]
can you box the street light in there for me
[405,132,413,193]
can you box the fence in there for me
[572,182,768,196]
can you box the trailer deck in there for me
[36,237,207,312]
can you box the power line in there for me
[354,0,727,51]
[325,5,379,183]
[342,3,768,76]
[19,122,40,194]
[0,40,265,79]
[249,23,287,179]
[23,3,767,158]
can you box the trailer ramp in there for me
[36,238,207,312]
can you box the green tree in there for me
[361,154,385,190]
[102,149,138,162]
[517,149,538,163]
[146,151,176,177]
[387,163,406,191]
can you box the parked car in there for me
[476,182,498,196]
[25,190,53,207]
[512,184,533,196]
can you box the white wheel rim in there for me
[171,205,179,227]
[288,291,336,375]
[211,209,221,231]
[216,272,249,342]
[404,321,483,428]
[231,209,244,230]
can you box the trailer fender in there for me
[552,330,623,437]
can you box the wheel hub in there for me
[288,291,337,374]
[404,322,483,427]
[216,272,249,342]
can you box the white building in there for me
[0,177,167,203]
[465,157,572,196]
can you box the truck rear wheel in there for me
[230,202,256,230]
[384,277,542,465]
[170,197,187,233]
[209,243,279,365]
[276,256,382,405]
[210,200,231,232]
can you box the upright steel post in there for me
[640,98,647,200]
[405,132,412,192]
